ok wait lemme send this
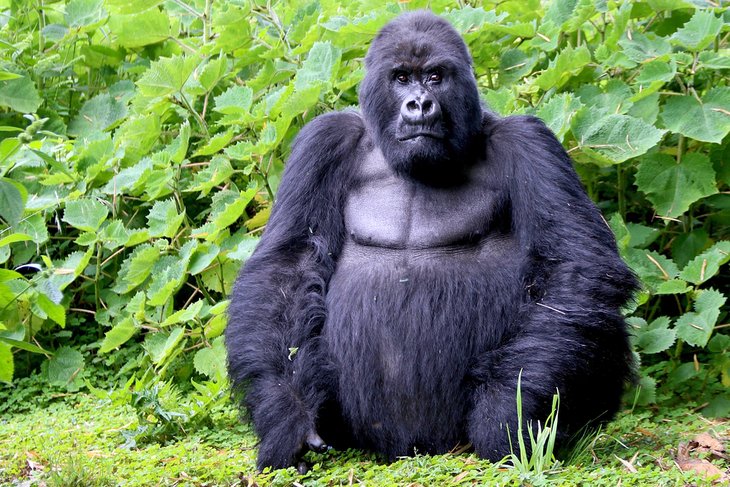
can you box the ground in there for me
[0,392,727,486]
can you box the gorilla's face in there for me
[359,12,483,183]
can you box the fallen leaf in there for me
[452,471,470,483]
[676,458,726,481]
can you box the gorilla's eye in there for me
[428,72,442,83]
[395,72,409,84]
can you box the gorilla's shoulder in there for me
[294,110,365,151]
[484,113,572,171]
[484,113,553,141]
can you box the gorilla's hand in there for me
[256,422,329,471]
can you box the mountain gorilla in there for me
[226,10,637,471]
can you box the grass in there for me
[0,392,727,486]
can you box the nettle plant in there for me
[0,0,728,426]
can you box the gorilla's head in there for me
[360,11,483,182]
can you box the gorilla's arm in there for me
[226,111,363,470]
[469,115,638,460]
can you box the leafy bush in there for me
[0,0,728,420]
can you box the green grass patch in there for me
[1,393,725,486]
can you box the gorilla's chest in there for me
[344,153,503,250]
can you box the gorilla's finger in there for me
[306,431,328,453]
[296,461,309,475]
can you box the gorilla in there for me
[226,10,637,471]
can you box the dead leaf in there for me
[451,471,470,483]
[614,454,638,473]
[676,458,726,481]
[691,433,726,458]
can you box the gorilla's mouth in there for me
[397,131,444,141]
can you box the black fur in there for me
[226,10,637,470]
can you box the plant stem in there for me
[203,0,213,44]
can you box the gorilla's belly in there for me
[323,242,522,454]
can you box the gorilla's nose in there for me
[401,93,441,125]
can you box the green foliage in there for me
[506,372,562,482]
[0,0,727,432]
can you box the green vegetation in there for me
[0,0,728,484]
[0,390,726,486]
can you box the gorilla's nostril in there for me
[422,100,433,113]
[406,100,419,112]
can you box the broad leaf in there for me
[98,318,137,353]
[46,347,84,386]
[147,199,185,238]
[0,66,41,113]
[679,241,730,285]
[671,10,723,51]
[0,178,27,226]
[113,244,160,293]
[68,93,127,137]
[534,44,591,90]
[108,10,170,48]
[660,88,730,144]
[635,153,717,218]
[0,343,13,383]
[137,55,198,98]
[62,198,109,232]
[572,110,665,164]
[676,289,726,347]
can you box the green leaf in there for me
[698,50,730,70]
[161,300,204,327]
[672,229,709,268]
[144,327,184,365]
[0,67,41,113]
[213,86,253,116]
[536,94,583,142]
[627,223,660,248]
[655,279,691,295]
[198,55,229,92]
[146,256,186,306]
[660,88,730,144]
[0,343,12,383]
[635,153,717,218]
[147,199,185,238]
[618,32,671,63]
[189,243,220,275]
[679,241,730,285]
[499,49,538,85]
[108,9,170,48]
[98,220,130,249]
[137,55,198,98]
[65,0,107,30]
[68,93,127,137]
[46,347,84,386]
[193,337,227,380]
[635,59,676,85]
[168,121,190,164]
[676,289,726,348]
[0,178,27,226]
[670,10,723,51]
[572,110,665,164]
[114,115,161,163]
[36,293,66,328]
[534,44,591,90]
[113,244,160,293]
[62,198,109,232]
[105,0,162,14]
[577,80,633,115]
[192,130,234,157]
[98,318,137,354]
[184,156,234,196]
[632,316,676,354]
[49,249,94,291]
[294,41,341,91]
